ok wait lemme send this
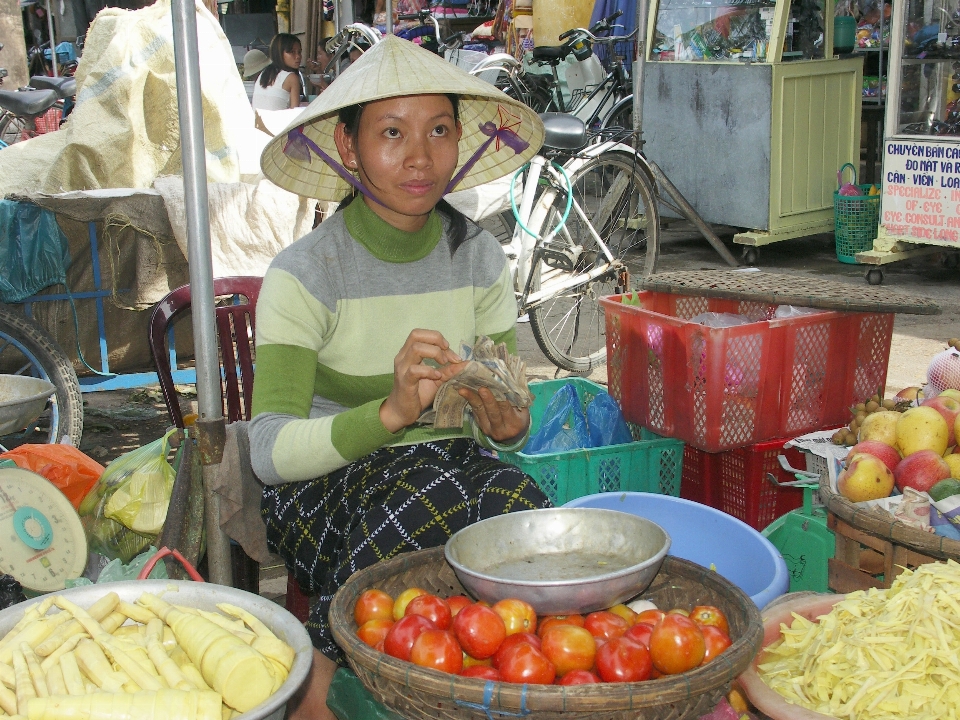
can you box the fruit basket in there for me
[329,547,763,720]
[818,472,960,592]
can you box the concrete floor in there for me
[517,221,960,397]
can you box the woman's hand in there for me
[457,386,530,444]
[380,330,461,433]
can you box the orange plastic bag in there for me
[0,444,104,510]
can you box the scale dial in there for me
[0,467,87,592]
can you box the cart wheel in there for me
[742,247,759,266]
[865,268,883,286]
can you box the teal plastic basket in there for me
[834,163,880,264]
[499,378,684,506]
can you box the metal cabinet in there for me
[641,0,863,256]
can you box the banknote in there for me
[418,336,533,429]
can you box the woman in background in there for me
[253,33,303,110]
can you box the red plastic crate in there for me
[680,439,808,530]
[602,291,893,452]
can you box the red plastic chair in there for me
[147,276,312,622]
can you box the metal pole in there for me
[169,0,233,587]
[44,0,58,77]
[632,0,648,139]
[385,0,392,34]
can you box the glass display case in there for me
[862,0,960,279]
[641,0,863,255]
[649,0,825,62]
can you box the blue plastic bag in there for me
[523,383,590,455]
[586,391,633,447]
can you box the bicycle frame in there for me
[508,144,635,312]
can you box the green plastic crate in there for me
[500,378,684,506]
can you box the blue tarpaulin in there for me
[0,200,71,303]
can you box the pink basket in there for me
[602,291,893,452]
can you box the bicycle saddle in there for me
[0,88,58,117]
[540,112,587,150]
[531,45,568,65]
[29,75,76,98]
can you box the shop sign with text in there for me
[881,139,960,244]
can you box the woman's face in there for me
[335,94,462,232]
[283,42,302,70]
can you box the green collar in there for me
[343,197,442,263]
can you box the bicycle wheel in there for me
[603,97,633,132]
[0,305,83,447]
[528,149,659,372]
[0,112,26,146]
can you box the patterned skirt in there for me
[260,438,551,663]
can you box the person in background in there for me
[305,41,334,95]
[253,33,304,111]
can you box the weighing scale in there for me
[0,467,87,592]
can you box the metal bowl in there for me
[444,508,670,615]
[0,375,56,436]
[0,580,313,720]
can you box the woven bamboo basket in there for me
[329,547,763,720]
[819,473,960,592]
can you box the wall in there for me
[0,0,29,89]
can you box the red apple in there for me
[895,386,922,403]
[893,450,951,493]
[921,395,960,447]
[845,440,901,474]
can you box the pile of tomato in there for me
[353,587,733,685]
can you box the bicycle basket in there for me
[445,48,499,84]
[834,163,880,264]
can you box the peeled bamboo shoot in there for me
[217,603,295,672]
[34,594,118,659]
[42,667,64,699]
[136,594,274,712]
[56,654,84,697]
[11,650,35,716]
[73,641,124,694]
[0,681,17,715]
[17,648,45,699]
[38,635,83,674]
[25,688,222,720]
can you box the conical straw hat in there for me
[260,35,545,202]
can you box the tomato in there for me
[405,594,452,630]
[537,614,585,638]
[689,605,730,637]
[557,669,601,685]
[354,589,394,627]
[357,618,394,647]
[410,629,463,674]
[393,587,428,621]
[608,603,638,627]
[447,595,472,618]
[623,621,655,649]
[492,598,538,636]
[595,637,653,683]
[667,608,690,617]
[461,665,500,681]
[700,625,732,665]
[649,614,705,675]
[540,625,596,677]
[492,632,541,669]
[452,604,507,660]
[383,614,437,661]
[583,611,629,642]
[497,642,556,685]
[635,609,666,627]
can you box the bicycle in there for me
[0,87,62,147]
[0,304,84,448]
[311,23,383,86]
[500,113,659,372]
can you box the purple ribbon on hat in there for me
[443,114,530,194]
[282,127,385,205]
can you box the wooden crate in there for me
[826,513,943,593]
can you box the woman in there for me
[256,36,547,720]
[252,33,303,111]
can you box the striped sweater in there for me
[249,197,517,485]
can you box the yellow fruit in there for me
[858,410,901,447]
[838,453,896,502]
[896,406,949,457]
[945,454,960,479]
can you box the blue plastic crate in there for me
[500,378,684,506]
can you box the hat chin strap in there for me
[443,120,529,195]
[283,128,385,206]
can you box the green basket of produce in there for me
[499,378,684,505]
[834,163,881,264]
